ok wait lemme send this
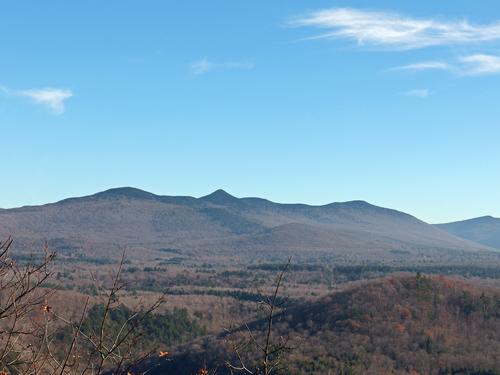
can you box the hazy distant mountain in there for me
[0,187,491,260]
[436,216,500,250]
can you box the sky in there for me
[1,0,499,223]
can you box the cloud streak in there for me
[391,61,451,72]
[459,54,500,76]
[190,58,255,75]
[393,54,500,76]
[291,8,500,50]
[0,85,72,114]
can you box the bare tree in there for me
[0,238,167,375]
[0,237,55,373]
[43,252,167,375]
[225,258,292,375]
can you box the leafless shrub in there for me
[225,257,292,375]
[0,237,55,373]
[0,238,166,375]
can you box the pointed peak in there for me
[200,189,240,205]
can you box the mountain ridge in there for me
[0,187,418,212]
[0,187,494,261]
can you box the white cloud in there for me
[19,88,72,114]
[291,8,500,50]
[391,61,451,71]
[290,8,500,84]
[459,54,500,76]
[190,58,255,75]
[404,89,429,98]
[0,85,72,114]
[392,54,500,77]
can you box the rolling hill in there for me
[0,187,493,261]
[155,275,500,374]
[437,216,500,250]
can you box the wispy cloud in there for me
[404,89,429,98]
[19,88,72,114]
[190,58,255,75]
[393,54,500,77]
[459,54,500,76]
[391,61,451,72]
[0,85,72,114]
[290,8,500,50]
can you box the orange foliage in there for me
[395,323,406,333]
[424,329,435,339]
[349,320,362,330]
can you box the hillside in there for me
[437,216,500,250]
[156,275,500,375]
[0,187,492,261]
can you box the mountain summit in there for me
[200,189,241,205]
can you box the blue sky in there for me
[1,0,499,223]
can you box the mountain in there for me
[436,216,500,250]
[0,187,492,261]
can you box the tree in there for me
[0,237,55,373]
[225,258,292,375]
[0,238,166,374]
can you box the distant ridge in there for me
[0,187,493,261]
[436,216,500,249]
